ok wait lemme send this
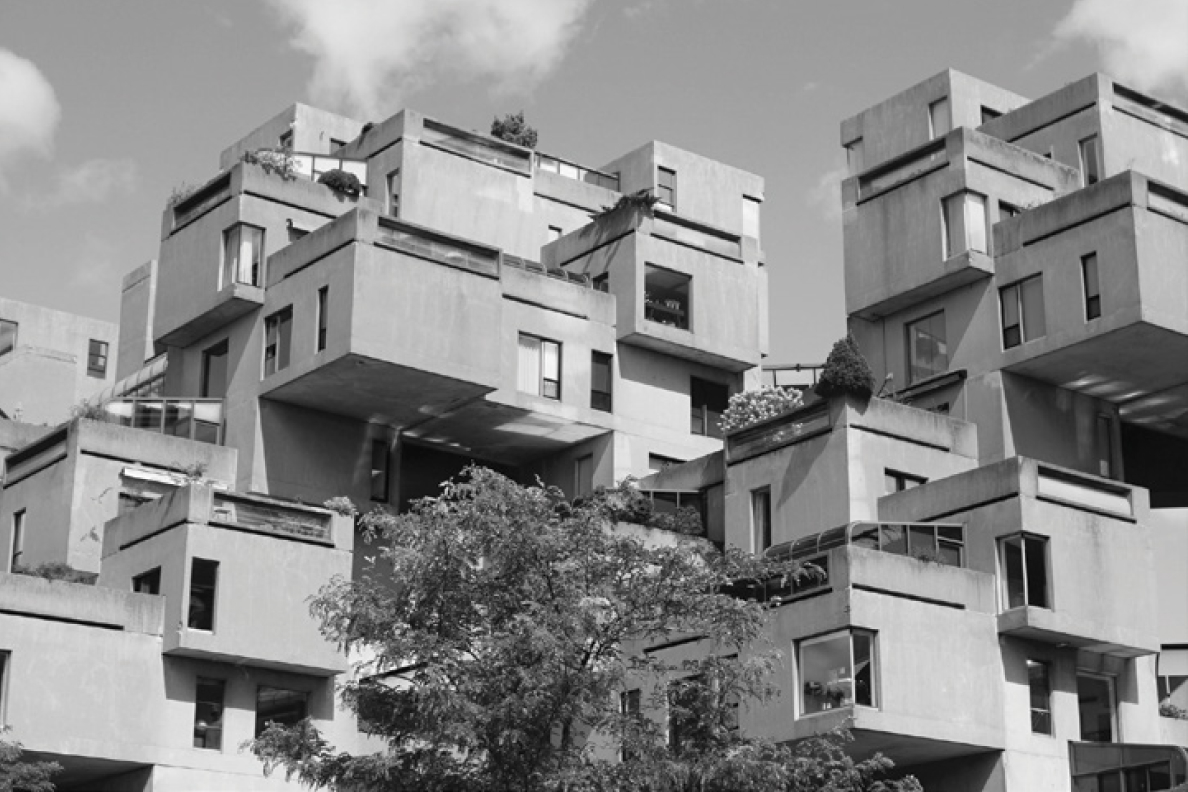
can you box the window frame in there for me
[942,191,988,259]
[263,306,294,377]
[1079,135,1101,187]
[86,339,109,378]
[187,558,219,631]
[657,166,677,211]
[9,509,25,572]
[590,351,613,412]
[1082,253,1101,320]
[0,650,8,725]
[1000,274,1046,349]
[221,223,266,289]
[517,333,562,400]
[316,286,329,352]
[1077,671,1118,743]
[998,532,1050,611]
[798,628,878,717]
[0,318,16,357]
[1028,659,1053,735]
[905,310,948,384]
[689,377,728,439]
[370,439,390,503]
[133,567,162,595]
[644,264,691,330]
[386,169,400,217]
[751,488,772,554]
[194,677,226,750]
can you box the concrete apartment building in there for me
[0,68,1186,791]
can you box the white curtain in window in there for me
[965,194,987,254]
[518,334,541,394]
[541,340,560,383]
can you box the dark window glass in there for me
[133,567,161,595]
[87,339,109,377]
[1001,275,1045,348]
[1083,253,1101,320]
[264,307,293,376]
[1001,534,1049,609]
[201,340,229,398]
[316,287,329,352]
[591,351,613,412]
[751,489,771,553]
[194,678,225,749]
[370,439,389,502]
[1078,674,1115,742]
[690,377,728,438]
[255,687,308,737]
[1028,660,1052,734]
[188,559,218,630]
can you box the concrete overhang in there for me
[156,282,263,348]
[851,251,993,321]
[782,708,1005,765]
[996,606,1158,658]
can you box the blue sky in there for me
[1,0,1185,364]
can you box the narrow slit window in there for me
[370,439,390,502]
[751,488,772,554]
[1028,660,1053,735]
[657,166,677,211]
[591,351,612,412]
[263,307,293,376]
[1082,253,1101,320]
[316,286,329,352]
[10,509,25,571]
[1079,135,1101,186]
[188,558,218,631]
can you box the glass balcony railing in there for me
[101,398,224,444]
[767,521,966,568]
[535,152,620,191]
[421,120,532,174]
[291,153,368,189]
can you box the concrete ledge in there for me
[0,572,163,635]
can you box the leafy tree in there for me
[0,728,60,792]
[490,111,538,149]
[251,468,919,792]
[815,332,877,401]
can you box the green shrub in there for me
[815,332,876,401]
[317,168,362,198]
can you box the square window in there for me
[592,273,609,293]
[222,224,265,288]
[690,377,728,439]
[999,533,1049,609]
[517,334,561,400]
[751,488,772,554]
[942,192,988,258]
[1028,660,1053,735]
[0,319,16,357]
[1082,253,1101,320]
[278,130,293,150]
[928,98,951,139]
[201,340,229,398]
[1001,275,1045,349]
[316,287,329,352]
[905,311,947,384]
[133,567,161,595]
[255,686,308,737]
[1079,135,1101,186]
[188,558,218,631]
[86,339,109,378]
[370,439,390,502]
[591,351,612,412]
[799,629,877,715]
[194,678,226,750]
[644,265,691,330]
[263,307,293,377]
[657,166,677,211]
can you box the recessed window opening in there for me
[1001,275,1046,349]
[133,567,161,595]
[751,488,772,554]
[87,339,109,378]
[690,377,728,439]
[657,166,677,211]
[591,351,612,412]
[0,319,16,357]
[263,307,293,376]
[222,224,265,288]
[1079,135,1101,186]
[201,340,229,399]
[188,558,218,631]
[905,311,948,384]
[644,265,691,330]
[1000,533,1049,609]
[1082,253,1101,320]
[1078,673,1117,742]
[255,687,308,737]
[799,629,877,715]
[929,98,951,139]
[9,510,25,572]
[194,678,226,750]
[1028,659,1053,735]
[316,287,329,352]
[517,334,561,400]
[942,192,988,258]
[370,439,390,502]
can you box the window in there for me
[591,352,612,412]
[1096,414,1114,478]
[620,688,641,762]
[1000,201,1021,220]
[517,334,561,400]
[194,678,225,749]
[751,488,772,554]
[906,311,948,384]
[648,454,683,474]
[575,455,594,499]
[999,533,1049,609]
[1079,135,1101,186]
[222,224,265,288]
[316,287,329,352]
[386,169,400,217]
[255,687,308,737]
[644,265,691,330]
[329,138,345,152]
[928,97,951,139]
[799,629,876,715]
[200,340,229,399]
[1028,659,1053,735]
[942,192,988,258]
[856,523,964,566]
[9,510,25,572]
[0,651,8,723]
[133,567,161,595]
[1001,275,1046,348]
[547,225,562,243]
[278,130,293,150]
[742,196,761,239]
[1082,253,1101,320]
[657,166,677,211]
[981,106,1003,124]
[370,439,389,502]
[690,377,728,439]
[87,339,109,378]
[592,273,609,293]
[263,307,293,376]
[1159,672,1188,709]
[188,559,218,630]
[1078,673,1116,742]
[845,139,864,173]
[0,319,15,357]
[884,470,926,493]
[667,676,701,753]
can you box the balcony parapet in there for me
[0,571,163,636]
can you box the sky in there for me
[2,0,1187,365]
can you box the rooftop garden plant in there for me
[317,168,363,198]
[719,385,804,434]
[815,332,877,401]
[490,111,538,149]
[243,148,297,181]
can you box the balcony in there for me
[99,397,224,444]
[995,171,1188,440]
[100,483,351,675]
[544,205,763,371]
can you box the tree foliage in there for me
[490,111,538,149]
[0,728,60,792]
[250,468,919,792]
[815,333,876,401]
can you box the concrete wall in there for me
[117,260,158,380]
[0,296,118,425]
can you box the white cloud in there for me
[807,162,847,222]
[265,0,598,119]
[26,158,138,209]
[1052,0,1188,96]
[0,49,61,187]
